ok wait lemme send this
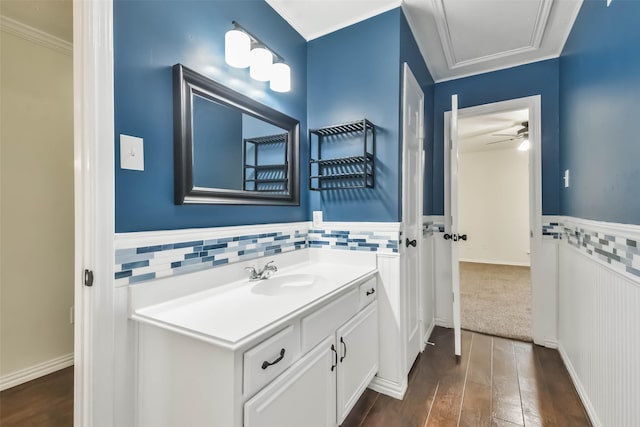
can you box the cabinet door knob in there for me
[366,288,375,296]
[261,348,286,370]
[340,337,347,363]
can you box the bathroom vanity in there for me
[132,261,379,427]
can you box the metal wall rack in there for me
[309,119,375,191]
[243,133,288,192]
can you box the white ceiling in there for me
[0,0,72,42]
[267,0,583,82]
[459,108,529,153]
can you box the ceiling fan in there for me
[488,121,529,144]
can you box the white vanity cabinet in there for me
[134,268,378,427]
[245,300,378,427]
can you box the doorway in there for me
[445,95,544,352]
[458,108,532,341]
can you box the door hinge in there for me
[84,269,94,287]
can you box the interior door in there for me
[450,95,462,356]
[402,63,424,370]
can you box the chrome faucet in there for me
[245,260,278,281]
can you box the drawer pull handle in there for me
[340,337,347,363]
[331,344,338,371]
[366,288,375,296]
[261,348,286,370]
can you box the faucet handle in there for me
[245,266,259,279]
[264,260,278,271]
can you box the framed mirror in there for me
[173,64,299,205]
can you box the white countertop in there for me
[132,261,377,349]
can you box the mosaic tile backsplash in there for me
[307,229,399,253]
[563,222,640,279]
[542,222,562,239]
[115,229,308,286]
[115,225,399,285]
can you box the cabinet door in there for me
[244,336,337,427]
[336,301,379,424]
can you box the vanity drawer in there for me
[243,324,300,398]
[358,277,377,309]
[300,288,359,353]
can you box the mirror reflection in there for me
[192,95,288,193]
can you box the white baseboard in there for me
[368,375,408,400]
[423,320,435,343]
[459,258,531,267]
[558,343,602,427]
[0,353,73,391]
[544,338,558,349]
[435,318,452,328]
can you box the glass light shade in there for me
[225,29,250,68]
[518,139,530,151]
[249,47,273,82]
[270,63,291,92]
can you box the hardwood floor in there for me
[0,366,73,427]
[342,328,591,427]
[0,331,591,427]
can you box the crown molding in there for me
[0,15,72,56]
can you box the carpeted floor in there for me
[460,262,532,342]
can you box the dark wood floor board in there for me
[340,388,379,427]
[491,338,524,426]
[0,366,73,427]
[424,330,473,427]
[458,333,493,427]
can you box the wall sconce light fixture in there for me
[225,21,291,93]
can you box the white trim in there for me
[544,339,558,349]
[423,320,435,344]
[422,215,445,223]
[368,375,408,400]
[431,0,553,69]
[558,343,602,427]
[0,15,72,55]
[0,354,74,391]
[459,258,531,267]
[265,0,402,41]
[73,1,115,425]
[435,318,452,328]
[444,95,545,344]
[115,221,312,249]
[316,221,402,233]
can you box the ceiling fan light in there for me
[518,139,530,151]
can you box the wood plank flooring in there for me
[342,327,591,427]
[0,366,73,427]
[0,329,591,427]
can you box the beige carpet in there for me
[460,262,532,342]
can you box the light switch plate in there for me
[564,169,570,188]
[120,134,144,171]
[313,210,323,226]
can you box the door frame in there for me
[73,0,115,425]
[444,95,544,345]
[401,63,425,365]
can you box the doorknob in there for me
[444,233,467,241]
[405,238,417,248]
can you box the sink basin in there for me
[250,274,326,296]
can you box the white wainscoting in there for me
[558,243,640,427]
[421,232,435,344]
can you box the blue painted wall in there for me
[400,12,435,216]
[114,0,308,232]
[308,8,433,222]
[560,0,640,224]
[432,59,561,216]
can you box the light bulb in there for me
[518,139,530,151]
[224,29,250,68]
[249,47,273,82]
[270,63,291,92]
